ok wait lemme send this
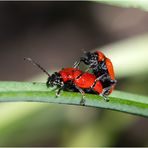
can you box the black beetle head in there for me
[46,72,63,87]
[81,52,98,68]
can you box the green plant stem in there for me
[0,81,148,117]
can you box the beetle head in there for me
[46,72,63,87]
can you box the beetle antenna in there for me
[24,57,50,77]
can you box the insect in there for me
[24,58,110,105]
[74,50,117,95]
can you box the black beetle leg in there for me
[95,73,107,82]
[84,66,91,72]
[56,85,65,98]
[100,93,109,102]
[75,85,86,106]
[73,61,81,68]
[100,85,114,102]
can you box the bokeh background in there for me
[0,1,148,146]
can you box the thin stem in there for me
[0,81,148,117]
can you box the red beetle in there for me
[96,51,115,81]
[24,58,110,105]
[74,50,117,95]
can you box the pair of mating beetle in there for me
[25,50,117,105]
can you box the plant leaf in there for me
[0,81,147,117]
[96,0,148,11]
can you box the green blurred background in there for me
[0,1,148,146]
